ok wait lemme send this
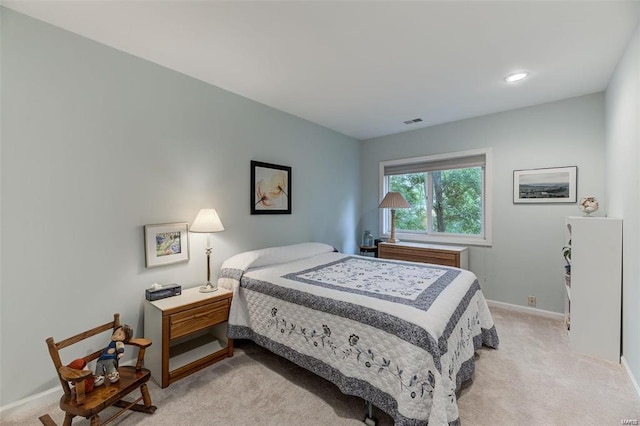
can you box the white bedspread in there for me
[218,242,498,425]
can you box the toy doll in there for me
[94,324,133,386]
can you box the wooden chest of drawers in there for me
[378,241,468,269]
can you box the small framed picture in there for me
[144,222,190,268]
[251,160,291,214]
[513,166,577,204]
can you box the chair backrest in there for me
[45,313,121,397]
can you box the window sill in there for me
[380,232,492,247]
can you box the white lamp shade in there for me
[378,192,410,209]
[190,208,225,233]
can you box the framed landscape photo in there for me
[513,166,577,204]
[144,222,190,268]
[251,160,291,214]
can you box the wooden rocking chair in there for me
[39,313,157,426]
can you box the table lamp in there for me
[190,208,225,292]
[378,191,410,243]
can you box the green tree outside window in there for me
[389,167,482,235]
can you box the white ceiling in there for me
[3,1,640,140]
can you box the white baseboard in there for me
[486,299,564,321]
[0,386,59,421]
[621,355,640,400]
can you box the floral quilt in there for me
[218,243,499,426]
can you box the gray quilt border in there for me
[229,324,471,426]
[240,274,443,371]
[438,280,500,353]
[281,256,461,311]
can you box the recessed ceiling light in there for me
[505,72,529,83]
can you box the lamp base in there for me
[199,281,218,293]
[387,238,400,243]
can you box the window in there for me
[379,148,492,246]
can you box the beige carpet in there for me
[5,307,640,425]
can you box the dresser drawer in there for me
[170,299,229,339]
[378,242,466,268]
[418,254,458,267]
[385,251,457,266]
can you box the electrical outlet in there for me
[527,296,536,307]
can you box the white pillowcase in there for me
[247,242,335,269]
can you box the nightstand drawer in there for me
[170,300,229,339]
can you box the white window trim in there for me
[378,148,493,247]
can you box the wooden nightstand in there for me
[378,241,468,269]
[144,286,233,388]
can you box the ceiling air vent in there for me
[403,118,423,125]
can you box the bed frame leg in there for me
[363,401,377,426]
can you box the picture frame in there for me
[251,160,291,214]
[513,166,577,204]
[144,222,190,268]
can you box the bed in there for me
[218,242,499,425]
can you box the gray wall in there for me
[606,23,640,393]
[360,94,606,312]
[0,8,360,406]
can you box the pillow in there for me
[218,242,335,292]
[248,242,335,269]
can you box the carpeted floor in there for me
[5,307,640,425]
